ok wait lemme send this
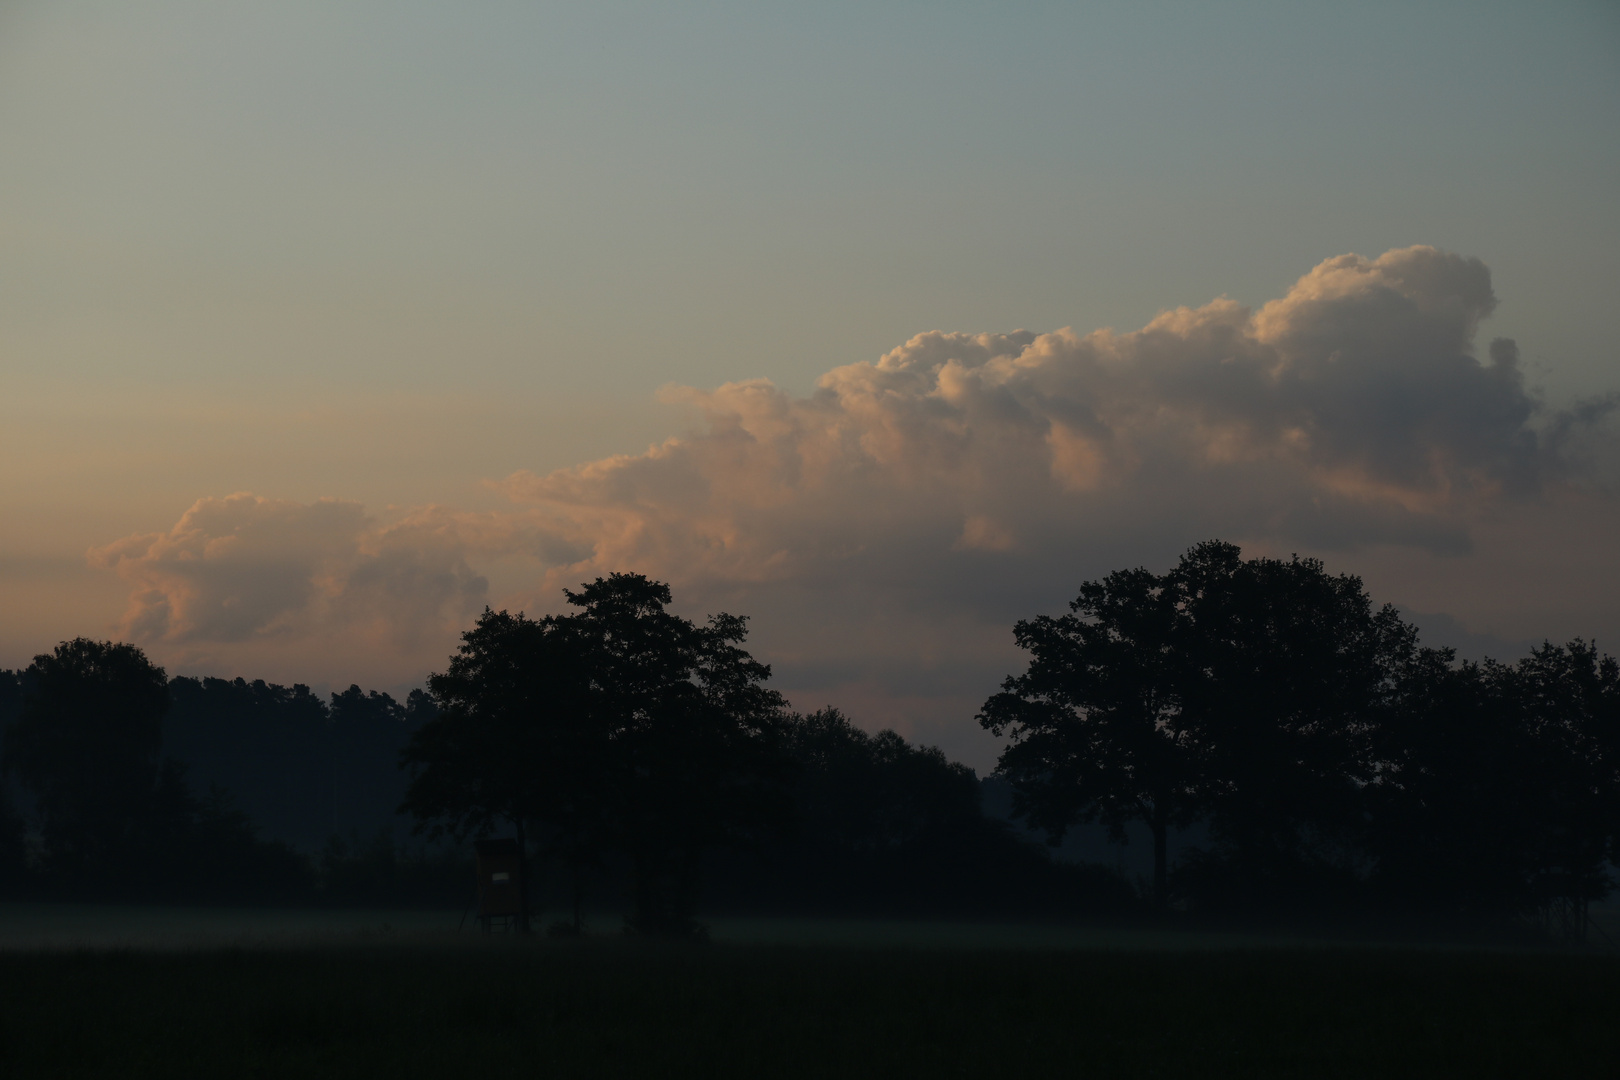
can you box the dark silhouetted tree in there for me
[1510,639,1620,926]
[982,542,1418,911]
[979,565,1195,908]
[164,676,333,850]
[553,574,789,937]
[402,579,788,937]
[728,707,1126,918]
[0,668,26,891]
[782,708,981,854]
[2,639,170,884]
[1,641,308,900]
[1169,541,1415,907]
[165,677,437,852]
[0,667,22,735]
[401,609,602,931]
[329,684,419,842]
[1370,640,1619,930]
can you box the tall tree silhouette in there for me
[979,565,1194,907]
[0,643,309,900]
[1170,542,1414,903]
[165,676,334,850]
[404,578,789,936]
[1371,640,1619,928]
[982,542,1417,909]
[401,609,598,931]
[329,684,419,842]
[1,639,170,883]
[1510,640,1620,926]
[552,574,789,937]
[0,669,25,890]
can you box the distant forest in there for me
[0,542,1615,940]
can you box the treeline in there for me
[0,544,1613,936]
[0,641,308,903]
[984,541,1619,937]
[165,677,435,851]
[397,577,1118,935]
[0,610,1108,919]
[0,644,468,904]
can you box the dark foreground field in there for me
[0,941,1614,1079]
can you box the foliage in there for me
[1169,542,1416,907]
[401,574,790,936]
[404,610,588,842]
[979,564,1195,907]
[1369,640,1620,922]
[781,708,980,852]
[166,676,428,852]
[705,707,1134,917]
[0,670,26,891]
[983,540,1620,921]
[401,608,598,928]
[2,639,170,884]
[0,640,310,900]
[2,545,1615,926]
[554,575,790,936]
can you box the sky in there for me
[2,1,1617,769]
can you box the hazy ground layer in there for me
[0,938,1615,1078]
[0,902,1338,952]
[7,903,1607,952]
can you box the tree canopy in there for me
[3,639,170,882]
[0,547,1610,931]
[978,563,1194,907]
[982,540,1619,923]
[0,639,306,899]
[400,573,789,936]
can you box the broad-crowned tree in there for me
[400,609,600,931]
[979,565,1194,908]
[982,542,1416,910]
[2,639,170,883]
[554,573,789,938]
[1169,542,1415,900]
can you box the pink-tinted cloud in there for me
[504,246,1564,594]
[91,493,487,646]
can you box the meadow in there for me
[0,908,1614,1078]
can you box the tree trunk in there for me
[1151,812,1168,911]
[571,857,583,935]
[514,817,532,933]
[631,849,655,934]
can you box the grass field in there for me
[0,927,1615,1079]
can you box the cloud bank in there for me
[93,247,1618,759]
[505,246,1544,587]
[93,494,487,646]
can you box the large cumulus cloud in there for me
[506,246,1552,596]
[92,247,1617,758]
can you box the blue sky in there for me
[6,2,1616,397]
